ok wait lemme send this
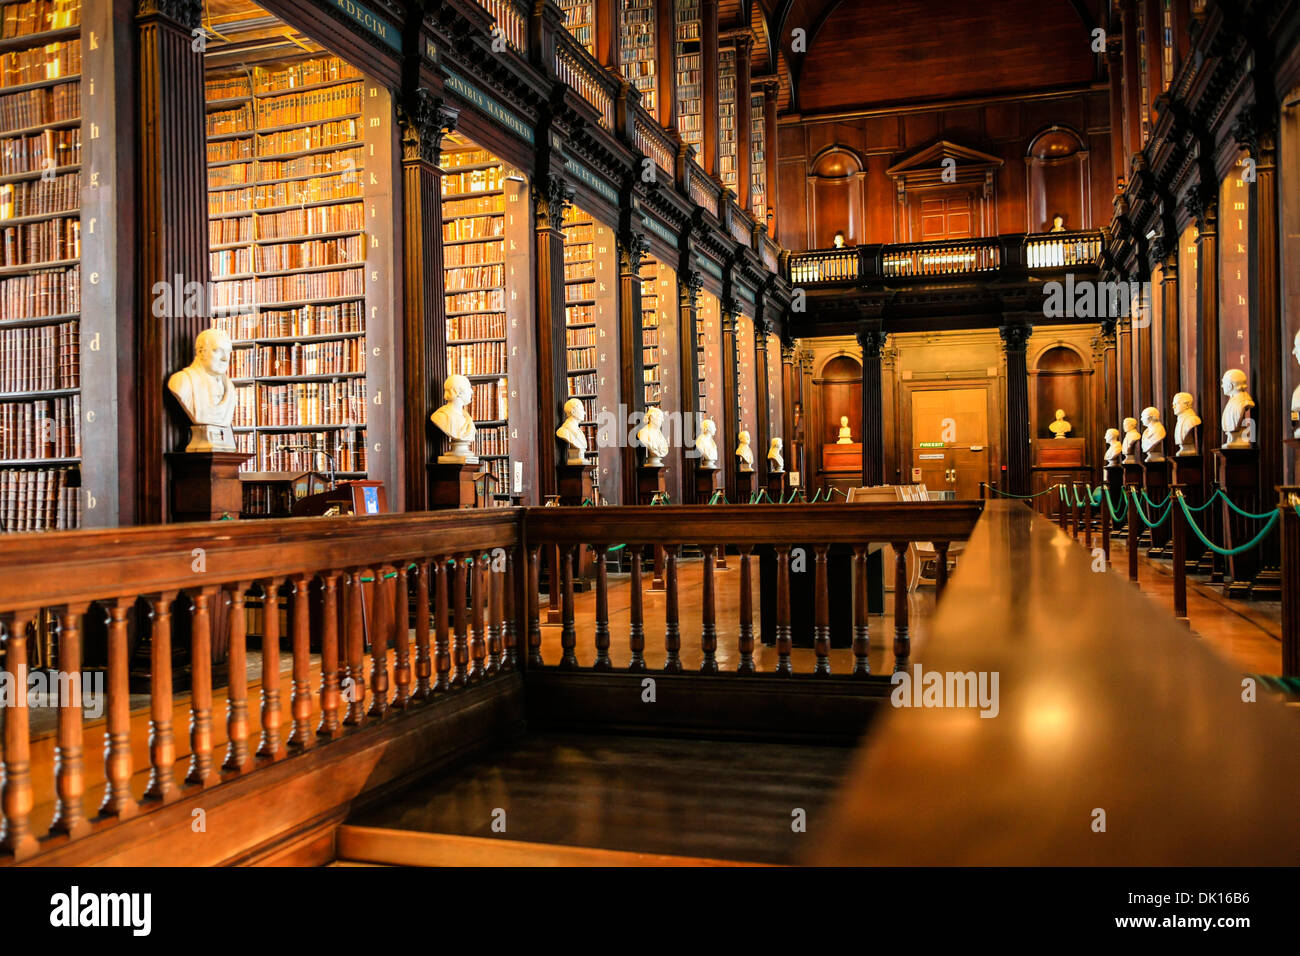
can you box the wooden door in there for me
[909,387,989,498]
[918,194,974,240]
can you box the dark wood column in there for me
[1001,322,1034,496]
[677,269,703,500]
[1190,194,1219,459]
[721,297,740,500]
[1106,39,1126,195]
[534,176,575,500]
[1101,319,1119,440]
[702,0,720,179]
[1137,270,1154,413]
[1120,0,1143,164]
[595,0,619,69]
[754,315,771,475]
[137,0,211,524]
[735,34,753,209]
[655,0,677,130]
[856,326,887,486]
[399,92,458,512]
[1117,316,1132,423]
[1159,246,1180,409]
[619,233,650,505]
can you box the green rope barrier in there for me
[1101,486,1128,522]
[1218,492,1277,521]
[708,490,728,505]
[1177,494,1279,556]
[1129,488,1172,528]
[581,497,593,506]
[607,543,627,552]
[1140,489,1170,509]
[810,488,823,503]
[1182,487,1223,512]
[987,484,1061,500]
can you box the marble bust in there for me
[1121,416,1141,464]
[693,417,719,469]
[767,437,784,473]
[1220,368,1255,448]
[1140,406,1166,462]
[1104,427,1122,467]
[836,415,852,444]
[556,397,587,465]
[736,430,754,472]
[1292,331,1300,438]
[431,373,478,464]
[637,405,670,467]
[1172,392,1200,456]
[168,327,237,452]
[1048,408,1072,439]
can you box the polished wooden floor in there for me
[346,732,854,864]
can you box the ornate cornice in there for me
[138,0,202,29]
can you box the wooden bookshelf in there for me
[674,0,702,153]
[440,131,531,504]
[718,46,737,194]
[698,287,720,424]
[750,90,765,222]
[641,256,661,408]
[0,0,85,532]
[557,0,594,55]
[203,47,393,502]
[619,0,656,117]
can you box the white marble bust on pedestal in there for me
[431,373,478,464]
[693,417,719,469]
[736,430,754,472]
[167,327,237,452]
[556,397,587,465]
[1220,369,1255,449]
[1121,416,1141,464]
[767,437,784,473]
[1140,406,1166,462]
[1172,392,1201,456]
[1104,428,1122,467]
[836,416,852,444]
[1048,408,1072,439]
[637,406,670,467]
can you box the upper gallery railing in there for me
[785,230,1105,285]
[472,0,528,53]
[553,28,616,131]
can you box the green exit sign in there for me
[919,441,945,448]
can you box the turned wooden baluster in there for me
[452,556,469,688]
[1084,493,1094,549]
[368,565,391,717]
[317,573,343,738]
[392,563,411,706]
[344,569,367,723]
[629,549,646,671]
[526,545,543,667]
[547,543,562,624]
[737,546,755,674]
[664,546,682,673]
[935,542,950,598]
[0,609,39,858]
[593,545,612,670]
[775,546,792,676]
[560,544,578,668]
[288,574,315,748]
[813,545,831,676]
[501,549,518,672]
[259,577,286,758]
[700,544,719,674]
[50,604,89,837]
[486,557,502,676]
[145,591,178,801]
[852,546,870,676]
[100,597,137,817]
[470,556,487,682]
[413,560,432,698]
[434,558,452,691]
[651,545,665,590]
[892,543,910,672]
[224,582,252,771]
[186,587,219,785]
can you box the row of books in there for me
[0,393,79,458]
[441,147,495,169]
[256,84,361,129]
[205,74,249,102]
[476,424,508,458]
[250,431,367,474]
[567,345,595,369]
[0,36,79,89]
[1,126,79,176]
[566,325,595,347]
[0,215,78,265]
[256,118,360,160]
[0,466,79,533]
[444,238,503,268]
[443,214,503,242]
[446,341,507,376]
[750,92,766,221]
[446,311,505,340]
[207,137,253,165]
[566,303,594,325]
[209,216,252,246]
[479,457,509,496]
[236,380,367,428]
[445,263,504,292]
[468,378,509,423]
[207,147,364,189]
[1,1,79,40]
[212,301,365,341]
[207,104,252,138]
[567,371,597,397]
[255,202,364,240]
[255,234,363,272]
[0,80,78,135]
[254,57,362,96]
[230,338,364,378]
[0,319,76,392]
[563,259,594,282]
[0,169,78,220]
[0,263,78,318]
[254,267,364,305]
[618,0,656,115]
[565,281,595,304]
[444,194,504,219]
[563,224,594,246]
[252,175,362,210]
[446,288,504,314]
[442,166,505,195]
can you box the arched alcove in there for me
[808,146,866,248]
[818,353,862,446]
[1025,126,1090,233]
[1033,344,1087,440]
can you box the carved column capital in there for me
[680,269,704,307]
[999,322,1033,353]
[856,326,888,359]
[138,0,202,28]
[533,175,574,230]
[618,231,651,273]
[400,90,458,167]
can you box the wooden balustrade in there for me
[633,112,675,181]
[788,247,860,285]
[881,238,1001,277]
[472,0,527,53]
[554,36,615,131]
[687,162,719,217]
[1024,230,1102,269]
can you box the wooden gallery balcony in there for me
[2,499,1299,866]
[784,230,1105,332]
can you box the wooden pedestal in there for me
[1214,447,1261,598]
[736,469,754,502]
[167,451,250,522]
[428,461,478,509]
[1142,458,1171,555]
[637,465,665,504]
[695,465,720,502]
[1122,461,1145,545]
[1172,453,1205,568]
[557,462,594,506]
[767,470,787,500]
